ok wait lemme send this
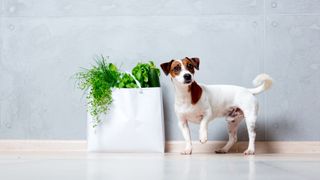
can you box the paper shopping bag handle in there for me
[126,72,143,94]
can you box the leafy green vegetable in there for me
[132,61,160,88]
[149,68,160,87]
[116,73,139,88]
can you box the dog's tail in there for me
[248,74,273,95]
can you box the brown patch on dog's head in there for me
[169,60,182,77]
[160,60,182,77]
[182,58,195,74]
[188,81,202,104]
[183,57,200,72]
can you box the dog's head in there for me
[160,57,200,85]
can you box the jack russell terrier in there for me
[161,57,272,155]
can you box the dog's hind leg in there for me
[215,115,242,154]
[243,107,258,155]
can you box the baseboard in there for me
[0,140,87,152]
[0,140,319,153]
[166,141,320,154]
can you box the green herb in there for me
[75,56,120,127]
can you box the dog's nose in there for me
[183,74,192,81]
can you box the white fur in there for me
[249,73,273,95]
[170,61,273,155]
[173,59,194,85]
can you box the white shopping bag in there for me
[87,87,165,153]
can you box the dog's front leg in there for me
[199,118,209,144]
[178,120,192,155]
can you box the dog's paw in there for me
[180,149,192,155]
[243,149,255,155]
[199,132,208,144]
[215,148,228,154]
[199,137,208,144]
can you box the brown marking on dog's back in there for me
[189,81,202,104]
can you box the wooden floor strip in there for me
[0,140,319,153]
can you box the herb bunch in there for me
[75,56,120,127]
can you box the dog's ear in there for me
[160,60,174,76]
[190,57,200,70]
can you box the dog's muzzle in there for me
[183,74,192,84]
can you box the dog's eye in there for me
[187,64,193,69]
[173,66,181,72]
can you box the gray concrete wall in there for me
[0,0,319,141]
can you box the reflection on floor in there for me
[0,152,319,180]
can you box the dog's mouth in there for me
[184,79,192,84]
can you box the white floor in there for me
[0,152,319,180]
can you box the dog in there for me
[161,57,272,155]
